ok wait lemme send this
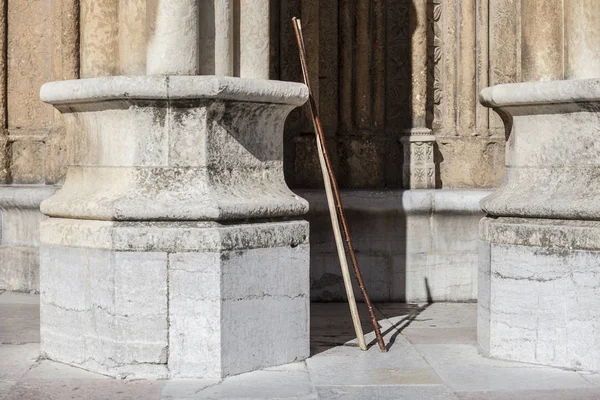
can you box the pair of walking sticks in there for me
[292,17,386,353]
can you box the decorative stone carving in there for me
[400,131,436,189]
[39,76,310,379]
[479,78,600,372]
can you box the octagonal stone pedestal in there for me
[478,78,600,371]
[38,76,310,379]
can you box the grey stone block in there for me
[40,220,309,380]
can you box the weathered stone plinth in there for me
[478,78,600,371]
[38,76,310,379]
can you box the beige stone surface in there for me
[80,0,119,78]
[9,141,44,185]
[146,0,200,75]
[7,0,54,130]
[521,0,563,81]
[118,0,147,75]
[437,137,505,189]
[564,0,600,79]
[240,0,270,79]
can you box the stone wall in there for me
[0,0,78,291]
[0,0,572,296]
[276,0,515,189]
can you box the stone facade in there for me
[1,0,594,303]
[0,0,78,291]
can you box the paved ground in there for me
[3,291,600,399]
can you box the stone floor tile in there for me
[317,385,459,400]
[23,360,109,380]
[416,344,593,392]
[0,292,40,305]
[160,379,221,399]
[311,302,408,355]
[0,381,16,400]
[579,371,600,386]
[190,364,318,399]
[0,303,40,344]
[3,380,164,400]
[307,335,441,386]
[402,327,476,345]
[311,303,389,355]
[385,303,477,330]
[0,344,39,382]
[456,388,600,400]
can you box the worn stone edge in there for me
[0,185,57,209]
[480,78,600,107]
[40,218,309,252]
[40,75,309,106]
[295,189,491,214]
[481,216,600,250]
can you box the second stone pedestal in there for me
[38,76,310,379]
[478,78,600,371]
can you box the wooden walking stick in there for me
[292,17,386,352]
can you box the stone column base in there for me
[40,218,309,379]
[0,186,56,292]
[479,217,600,372]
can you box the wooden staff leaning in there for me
[292,17,386,352]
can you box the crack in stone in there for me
[492,271,563,282]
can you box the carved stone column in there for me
[401,0,436,189]
[400,132,436,189]
[479,78,600,372]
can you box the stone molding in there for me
[480,78,600,220]
[39,76,309,221]
[41,218,308,252]
[481,217,600,251]
[0,185,56,210]
[41,75,308,106]
[296,188,490,215]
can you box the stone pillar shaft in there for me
[146,0,200,75]
[565,0,600,79]
[239,0,270,79]
[214,0,234,76]
[520,0,563,81]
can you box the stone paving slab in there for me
[186,363,318,400]
[402,327,477,345]
[415,344,593,392]
[0,344,41,400]
[0,291,40,305]
[456,388,600,400]
[316,385,459,400]
[3,379,164,400]
[3,293,600,399]
[0,303,40,344]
